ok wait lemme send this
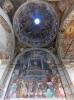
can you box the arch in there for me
[5,48,66,99]
[0,7,15,87]
[57,6,74,90]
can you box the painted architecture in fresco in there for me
[5,48,65,99]
[0,0,74,100]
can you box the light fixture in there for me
[34,18,40,25]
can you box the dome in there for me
[13,0,59,47]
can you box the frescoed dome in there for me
[13,0,59,47]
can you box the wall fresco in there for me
[5,49,65,99]
[58,9,74,60]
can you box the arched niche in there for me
[5,48,66,99]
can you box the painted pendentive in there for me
[58,8,74,60]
